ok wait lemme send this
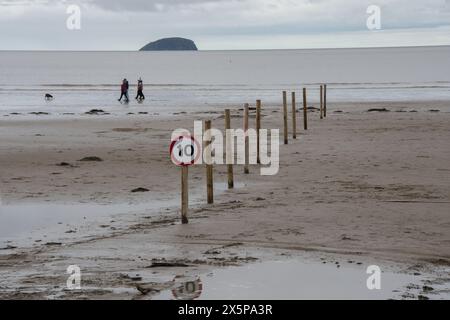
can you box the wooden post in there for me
[225,109,234,189]
[204,120,214,204]
[303,88,308,130]
[324,84,327,118]
[282,91,288,145]
[181,166,189,224]
[292,91,297,139]
[256,100,261,164]
[244,103,250,174]
[320,85,324,120]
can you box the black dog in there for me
[45,93,54,100]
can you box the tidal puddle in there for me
[0,181,248,248]
[153,260,422,300]
[0,201,174,248]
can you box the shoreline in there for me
[2,100,450,118]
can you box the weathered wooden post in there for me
[324,84,327,118]
[256,100,261,164]
[303,88,308,130]
[204,120,214,204]
[320,85,324,120]
[283,91,288,145]
[244,103,250,174]
[181,166,189,224]
[292,91,297,139]
[225,109,234,189]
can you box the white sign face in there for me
[170,134,201,166]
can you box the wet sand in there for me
[0,100,449,299]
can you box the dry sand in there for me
[0,100,449,299]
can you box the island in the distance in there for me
[139,37,198,51]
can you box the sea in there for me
[0,46,450,115]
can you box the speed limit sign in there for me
[170,134,201,224]
[170,134,201,167]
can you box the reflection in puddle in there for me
[153,260,431,300]
[171,276,203,300]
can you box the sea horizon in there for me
[1,43,450,53]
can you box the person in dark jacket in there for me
[118,78,129,102]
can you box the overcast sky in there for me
[0,0,449,50]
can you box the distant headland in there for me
[139,38,198,51]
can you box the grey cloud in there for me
[0,0,230,11]
[0,0,449,50]
[86,0,231,12]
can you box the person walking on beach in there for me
[118,78,129,102]
[135,78,145,101]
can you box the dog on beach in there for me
[45,93,54,100]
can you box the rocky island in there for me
[139,37,198,51]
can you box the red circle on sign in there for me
[170,134,201,167]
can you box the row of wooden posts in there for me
[281,84,327,144]
[181,84,328,224]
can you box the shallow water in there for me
[0,182,245,248]
[153,259,427,300]
[0,202,164,248]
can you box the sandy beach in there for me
[0,99,449,299]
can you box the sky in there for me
[0,0,449,50]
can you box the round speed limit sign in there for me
[170,134,201,166]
